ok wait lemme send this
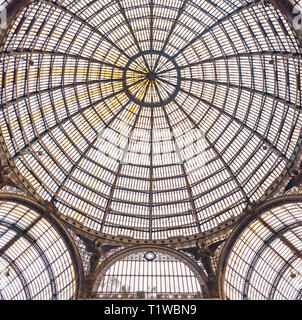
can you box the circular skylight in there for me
[123,51,181,107]
[0,0,302,241]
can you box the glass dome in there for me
[0,0,302,241]
[219,197,302,300]
[0,196,81,300]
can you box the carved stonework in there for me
[0,185,23,194]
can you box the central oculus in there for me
[147,72,156,81]
[123,51,181,108]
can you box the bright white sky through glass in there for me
[224,202,302,300]
[97,250,204,299]
[0,200,77,300]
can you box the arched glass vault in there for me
[219,195,302,300]
[0,194,82,300]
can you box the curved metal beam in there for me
[0,251,32,300]
[268,252,301,300]
[218,193,302,299]
[162,106,202,234]
[0,193,84,299]
[242,221,302,299]
[0,220,58,299]
[268,0,302,44]
[100,105,143,234]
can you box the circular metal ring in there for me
[123,50,181,108]
[144,251,157,261]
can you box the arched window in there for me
[0,197,82,300]
[94,247,207,299]
[220,197,302,300]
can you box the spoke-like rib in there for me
[115,0,151,72]
[149,105,154,239]
[157,51,297,76]
[162,106,202,234]
[173,0,262,59]
[40,0,133,62]
[180,77,301,112]
[153,0,189,72]
[51,100,131,202]
[150,0,154,52]
[100,106,143,233]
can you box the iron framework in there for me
[218,194,302,300]
[0,193,83,300]
[0,0,301,243]
[93,245,208,299]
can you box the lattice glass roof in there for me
[0,0,302,240]
[0,199,79,300]
[222,201,302,300]
[96,250,205,299]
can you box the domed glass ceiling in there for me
[0,0,302,240]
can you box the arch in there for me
[0,193,84,300]
[92,245,209,299]
[218,194,302,300]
